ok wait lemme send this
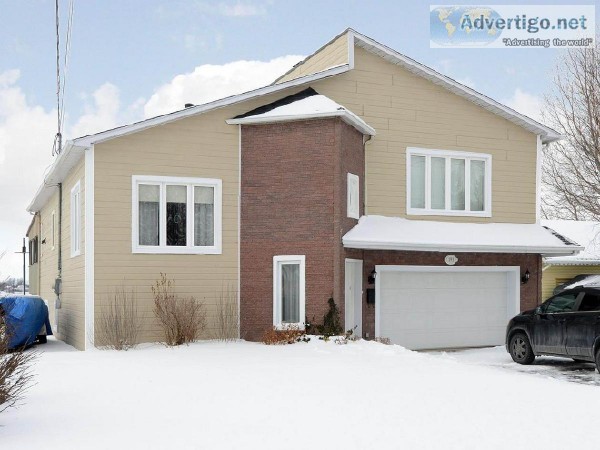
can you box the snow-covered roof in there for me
[342,216,583,256]
[542,220,600,265]
[226,88,375,135]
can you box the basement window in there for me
[132,175,222,254]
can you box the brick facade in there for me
[239,116,543,342]
[240,118,364,340]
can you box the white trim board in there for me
[84,146,95,349]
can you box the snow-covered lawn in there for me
[2,337,600,450]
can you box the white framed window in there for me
[406,147,492,217]
[273,255,305,329]
[70,180,81,257]
[347,173,359,219]
[132,175,222,254]
[51,210,56,250]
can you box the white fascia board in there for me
[73,64,350,147]
[342,239,583,256]
[27,142,86,212]
[226,110,376,136]
[544,259,600,266]
[349,29,562,144]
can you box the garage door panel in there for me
[378,269,515,350]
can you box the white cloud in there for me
[502,88,543,122]
[69,83,121,138]
[195,1,268,17]
[143,55,303,118]
[0,70,56,278]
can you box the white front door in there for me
[345,259,363,338]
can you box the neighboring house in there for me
[26,29,580,351]
[541,220,600,300]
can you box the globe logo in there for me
[430,6,504,47]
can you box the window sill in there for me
[274,323,305,331]
[407,208,492,218]
[132,245,222,255]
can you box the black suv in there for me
[506,286,600,371]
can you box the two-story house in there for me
[26,29,580,350]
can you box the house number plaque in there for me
[444,255,458,266]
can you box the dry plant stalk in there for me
[0,316,37,413]
[152,273,206,346]
[261,325,306,345]
[97,285,142,350]
[213,284,239,341]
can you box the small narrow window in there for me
[166,185,187,246]
[138,184,160,246]
[273,255,305,329]
[347,173,359,219]
[194,186,214,246]
[70,181,81,257]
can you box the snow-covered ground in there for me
[432,345,600,386]
[2,337,600,450]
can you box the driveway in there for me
[431,346,600,386]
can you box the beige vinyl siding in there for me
[312,46,538,223]
[542,265,600,301]
[38,158,86,350]
[276,33,348,84]
[93,89,308,344]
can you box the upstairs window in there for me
[132,176,222,254]
[407,148,491,217]
[347,173,359,219]
[28,237,39,265]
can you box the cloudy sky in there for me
[0,0,595,277]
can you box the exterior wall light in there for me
[521,269,530,284]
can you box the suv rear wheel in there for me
[509,332,535,365]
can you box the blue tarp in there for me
[0,295,52,349]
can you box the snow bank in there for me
[2,338,600,449]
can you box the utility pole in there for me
[14,238,27,295]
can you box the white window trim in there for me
[347,173,360,219]
[273,255,306,330]
[131,175,222,255]
[406,147,492,218]
[70,180,81,257]
[51,210,56,250]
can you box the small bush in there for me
[213,284,239,341]
[152,274,206,346]
[0,315,37,413]
[306,298,343,338]
[261,325,309,345]
[96,285,142,350]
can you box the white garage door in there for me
[376,267,519,350]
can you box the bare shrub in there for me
[213,284,239,341]
[96,286,142,350]
[261,325,309,345]
[373,337,391,345]
[0,315,37,413]
[152,274,206,346]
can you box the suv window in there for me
[544,293,579,313]
[578,292,600,312]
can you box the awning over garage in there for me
[343,216,584,256]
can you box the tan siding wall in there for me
[542,265,600,301]
[312,47,538,223]
[93,89,308,344]
[38,158,86,350]
[276,34,348,84]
